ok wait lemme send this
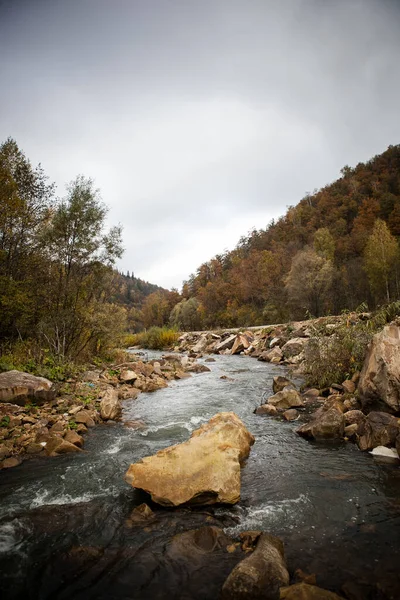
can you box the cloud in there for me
[1,0,399,288]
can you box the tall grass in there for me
[127,327,179,350]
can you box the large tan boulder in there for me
[0,370,55,406]
[125,412,254,506]
[221,533,289,599]
[358,324,400,412]
[99,388,122,420]
[281,338,308,359]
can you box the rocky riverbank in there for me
[0,353,210,468]
[175,315,400,461]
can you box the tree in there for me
[0,138,54,338]
[39,176,124,358]
[285,248,334,318]
[364,219,399,304]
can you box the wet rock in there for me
[0,370,56,406]
[221,533,289,600]
[100,388,121,421]
[125,412,254,506]
[358,324,400,412]
[125,503,156,527]
[357,411,399,451]
[118,386,141,400]
[280,582,344,599]
[76,423,88,435]
[258,347,283,363]
[267,389,304,410]
[124,419,146,430]
[297,400,345,440]
[168,526,233,561]
[272,376,295,394]
[186,363,211,373]
[205,357,216,363]
[44,437,82,455]
[255,404,278,416]
[26,442,44,454]
[0,456,21,469]
[293,569,317,585]
[64,430,84,448]
[283,409,299,421]
[343,397,361,412]
[74,410,96,427]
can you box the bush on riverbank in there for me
[129,326,179,350]
[303,302,400,387]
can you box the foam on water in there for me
[223,494,310,534]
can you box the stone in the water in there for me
[297,399,344,440]
[272,376,295,394]
[369,445,399,460]
[0,370,55,406]
[221,533,289,599]
[280,582,344,599]
[283,409,299,421]
[99,388,122,421]
[125,412,254,506]
[267,389,304,410]
[357,411,399,451]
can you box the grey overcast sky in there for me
[1,0,400,288]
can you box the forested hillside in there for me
[169,144,400,329]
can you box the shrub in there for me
[130,326,179,350]
[303,323,372,388]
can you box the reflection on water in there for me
[0,354,399,598]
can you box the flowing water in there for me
[1,354,400,599]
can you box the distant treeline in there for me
[141,144,400,330]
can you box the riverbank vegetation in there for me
[0,138,161,375]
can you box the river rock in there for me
[281,338,307,359]
[344,410,365,428]
[280,582,344,599]
[214,334,237,353]
[120,369,138,383]
[64,430,84,448]
[186,363,211,373]
[168,525,233,560]
[221,533,289,600]
[369,446,399,460]
[297,399,345,440]
[44,437,82,455]
[357,411,399,451]
[258,347,283,363]
[272,376,295,394]
[125,412,254,506]
[231,333,253,355]
[283,409,299,421]
[0,370,55,406]
[358,324,400,412]
[255,404,278,416]
[74,410,96,427]
[100,388,122,421]
[267,389,304,410]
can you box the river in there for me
[0,353,399,599]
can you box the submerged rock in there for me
[221,533,289,599]
[280,582,344,599]
[125,412,254,506]
[0,370,55,406]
